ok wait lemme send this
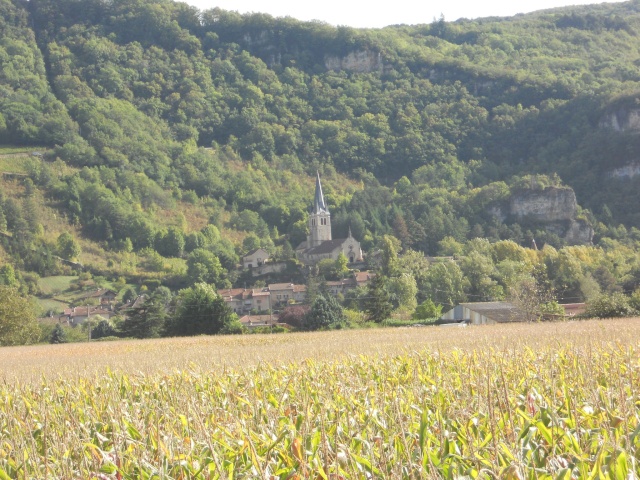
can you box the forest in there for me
[2,0,640,341]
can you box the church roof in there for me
[313,172,329,214]
[303,238,348,255]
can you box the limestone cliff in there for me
[599,106,640,179]
[599,107,640,133]
[489,187,593,245]
[324,50,383,73]
[609,163,640,179]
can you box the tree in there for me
[508,275,556,322]
[303,294,345,331]
[186,249,225,285]
[412,300,442,321]
[387,274,418,313]
[56,232,81,260]
[381,235,401,277]
[81,315,101,341]
[166,283,236,336]
[365,274,393,323]
[424,261,466,309]
[0,264,18,287]
[278,305,310,328]
[50,323,68,344]
[584,293,636,318]
[121,286,137,304]
[0,286,40,346]
[156,226,185,258]
[91,319,117,339]
[335,252,349,278]
[120,294,166,338]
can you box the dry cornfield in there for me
[0,319,639,478]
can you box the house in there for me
[439,302,530,325]
[119,294,148,313]
[353,271,375,288]
[60,305,115,325]
[218,288,247,313]
[78,289,118,305]
[561,303,586,316]
[238,314,278,329]
[242,248,270,269]
[296,173,363,265]
[268,283,307,306]
[218,288,271,314]
[325,271,375,296]
[249,261,287,277]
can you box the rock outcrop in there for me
[489,187,593,245]
[509,187,576,222]
[599,108,640,133]
[609,163,640,179]
[324,50,383,73]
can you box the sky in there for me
[183,0,624,28]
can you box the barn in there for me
[439,302,529,325]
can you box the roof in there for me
[458,302,527,323]
[313,172,329,214]
[239,315,275,325]
[61,306,113,318]
[326,278,357,288]
[269,283,296,291]
[218,288,246,300]
[303,239,346,255]
[251,289,270,297]
[243,248,269,259]
[79,288,117,299]
[354,271,375,283]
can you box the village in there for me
[43,173,590,333]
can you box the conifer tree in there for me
[365,274,393,323]
[120,294,166,338]
[303,294,345,331]
[50,323,67,344]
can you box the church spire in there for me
[313,171,329,214]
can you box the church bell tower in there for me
[308,172,332,247]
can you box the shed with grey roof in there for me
[439,302,529,325]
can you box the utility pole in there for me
[269,289,273,333]
[86,304,91,341]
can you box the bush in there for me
[278,305,310,328]
[412,299,442,321]
[584,293,637,318]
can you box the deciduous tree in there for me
[0,286,40,346]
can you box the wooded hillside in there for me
[2,0,640,324]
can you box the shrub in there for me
[584,293,637,318]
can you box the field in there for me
[37,276,78,296]
[0,320,639,478]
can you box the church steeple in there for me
[313,171,329,214]
[308,172,332,247]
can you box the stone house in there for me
[218,288,271,314]
[242,248,270,269]
[79,288,118,305]
[268,283,307,306]
[60,305,116,325]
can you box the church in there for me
[296,173,363,265]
